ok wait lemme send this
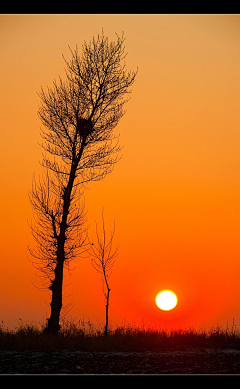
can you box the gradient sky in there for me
[1,14,240,331]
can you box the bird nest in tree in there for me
[77,118,93,137]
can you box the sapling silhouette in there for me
[28,30,137,333]
[88,211,118,335]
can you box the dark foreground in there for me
[1,348,240,374]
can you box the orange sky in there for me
[1,14,240,331]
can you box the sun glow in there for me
[155,290,178,311]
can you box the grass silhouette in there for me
[0,319,240,352]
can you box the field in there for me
[1,320,240,374]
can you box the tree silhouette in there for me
[88,210,118,335]
[28,31,137,333]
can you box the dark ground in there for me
[1,348,240,374]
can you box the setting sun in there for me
[155,290,178,311]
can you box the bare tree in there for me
[28,30,137,333]
[88,211,118,335]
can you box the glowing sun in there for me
[155,290,178,311]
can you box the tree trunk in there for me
[46,137,87,334]
[46,172,75,333]
[46,260,64,333]
[104,288,110,336]
[45,189,72,333]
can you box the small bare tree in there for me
[28,30,137,333]
[88,211,118,335]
